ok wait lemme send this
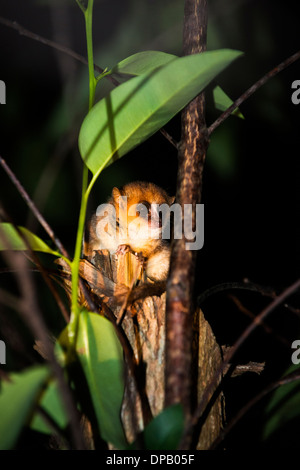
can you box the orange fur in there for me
[84,181,174,281]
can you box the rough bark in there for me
[113,252,167,443]
[165,0,208,415]
[165,0,226,449]
[80,250,167,444]
[195,309,225,449]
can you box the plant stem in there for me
[85,0,97,109]
[69,0,96,345]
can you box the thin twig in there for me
[116,263,141,326]
[224,360,265,378]
[228,294,290,347]
[222,278,300,373]
[0,257,70,324]
[160,128,178,149]
[0,16,177,147]
[197,279,276,306]
[208,49,300,135]
[0,219,82,447]
[197,280,293,347]
[184,278,300,444]
[0,203,70,322]
[210,368,300,449]
[0,248,85,449]
[0,157,69,259]
[0,16,118,87]
[0,158,98,321]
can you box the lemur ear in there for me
[112,187,124,205]
[112,187,127,211]
[112,187,121,201]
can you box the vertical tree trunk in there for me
[165,0,208,417]
[165,0,225,449]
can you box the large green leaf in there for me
[0,222,60,256]
[76,310,127,449]
[0,365,50,449]
[79,49,242,175]
[109,50,177,77]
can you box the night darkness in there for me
[0,0,300,450]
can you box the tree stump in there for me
[80,249,167,443]
[57,249,225,448]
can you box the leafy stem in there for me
[69,0,96,345]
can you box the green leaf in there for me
[131,404,184,450]
[109,51,177,77]
[0,365,50,450]
[76,310,127,449]
[79,49,242,176]
[144,404,184,450]
[0,222,60,257]
[30,379,69,435]
[262,364,300,441]
[213,85,244,119]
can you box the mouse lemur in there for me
[84,181,175,282]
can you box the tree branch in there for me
[0,16,119,87]
[210,368,300,449]
[184,278,300,442]
[0,156,69,259]
[208,49,300,135]
[165,0,208,427]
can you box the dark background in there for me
[0,0,299,449]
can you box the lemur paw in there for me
[133,251,148,269]
[116,244,131,255]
